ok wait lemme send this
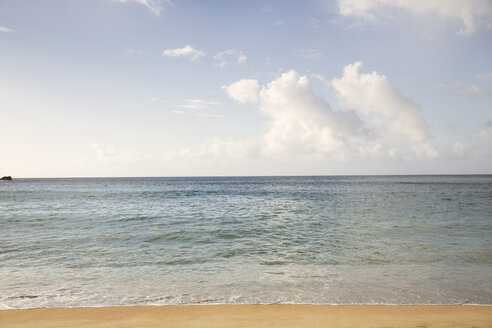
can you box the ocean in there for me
[0,175,491,309]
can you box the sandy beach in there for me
[0,305,490,328]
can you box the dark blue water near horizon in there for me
[1,175,491,308]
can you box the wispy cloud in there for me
[213,49,247,68]
[457,85,489,98]
[477,72,492,79]
[262,5,272,13]
[296,49,323,60]
[90,142,144,164]
[172,109,222,118]
[125,48,141,55]
[452,141,466,157]
[111,0,170,15]
[436,81,490,98]
[196,113,222,118]
[180,98,221,110]
[309,18,322,31]
[311,73,331,87]
[150,97,174,104]
[163,45,205,60]
[0,26,14,33]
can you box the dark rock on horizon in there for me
[1,176,12,180]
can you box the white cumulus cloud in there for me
[258,70,368,155]
[163,45,205,60]
[331,61,430,142]
[222,79,260,103]
[187,63,438,162]
[221,71,369,157]
[336,0,492,35]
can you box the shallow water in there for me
[1,176,491,308]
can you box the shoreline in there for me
[2,302,492,309]
[1,304,491,328]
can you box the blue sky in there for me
[1,0,491,177]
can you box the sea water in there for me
[0,176,491,308]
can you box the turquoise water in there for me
[0,176,491,308]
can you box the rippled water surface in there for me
[1,176,491,308]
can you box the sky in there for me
[0,0,491,177]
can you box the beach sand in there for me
[0,305,491,328]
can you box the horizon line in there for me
[4,173,492,179]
